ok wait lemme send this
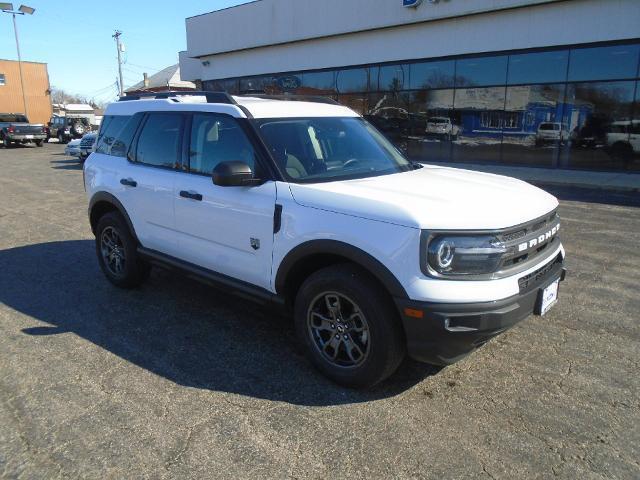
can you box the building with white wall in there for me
[180,0,640,171]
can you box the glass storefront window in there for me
[338,93,368,115]
[203,78,239,94]
[450,86,506,164]
[409,60,455,89]
[507,50,569,85]
[203,41,640,172]
[365,92,411,152]
[336,67,369,93]
[455,55,508,87]
[561,81,636,170]
[374,64,409,92]
[301,71,336,94]
[568,44,640,82]
[503,84,568,167]
[406,89,455,163]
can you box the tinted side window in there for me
[135,113,184,168]
[96,115,130,154]
[189,113,255,175]
[110,113,143,157]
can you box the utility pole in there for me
[113,30,124,97]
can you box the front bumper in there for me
[395,256,566,366]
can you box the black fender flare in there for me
[275,239,409,299]
[88,191,139,243]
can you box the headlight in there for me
[425,235,506,276]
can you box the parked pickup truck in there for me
[0,113,47,147]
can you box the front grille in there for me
[498,210,560,273]
[518,254,563,293]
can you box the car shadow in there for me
[50,158,83,170]
[0,240,438,406]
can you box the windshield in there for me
[255,117,412,183]
[0,114,28,123]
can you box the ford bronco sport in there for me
[84,92,566,388]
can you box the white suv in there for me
[84,92,566,388]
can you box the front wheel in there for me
[95,212,150,289]
[294,264,405,388]
[1,136,10,148]
[35,140,44,147]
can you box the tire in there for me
[95,211,150,289]
[57,133,68,145]
[72,123,85,136]
[1,135,9,148]
[294,264,405,388]
[35,140,43,147]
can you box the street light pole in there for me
[11,12,28,117]
[0,4,35,118]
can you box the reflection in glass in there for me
[410,60,455,89]
[455,55,508,87]
[336,68,369,93]
[365,92,411,152]
[406,89,455,162]
[503,84,567,167]
[562,81,636,170]
[375,64,408,92]
[338,93,368,115]
[301,71,336,94]
[568,44,640,82]
[507,51,569,85]
[450,86,506,164]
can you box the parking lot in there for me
[0,144,638,479]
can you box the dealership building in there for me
[179,0,640,172]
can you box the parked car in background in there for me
[79,133,97,160]
[64,138,82,157]
[47,116,92,144]
[0,113,46,147]
[606,120,640,161]
[426,116,459,140]
[535,122,569,146]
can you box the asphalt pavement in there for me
[0,144,638,479]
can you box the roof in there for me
[125,65,196,93]
[105,94,358,119]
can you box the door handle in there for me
[179,190,203,201]
[120,178,137,187]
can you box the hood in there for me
[288,165,559,230]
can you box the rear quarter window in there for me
[96,114,141,157]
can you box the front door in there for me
[173,113,277,291]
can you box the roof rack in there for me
[237,93,340,105]
[118,91,236,104]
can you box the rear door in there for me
[172,112,277,290]
[123,112,186,257]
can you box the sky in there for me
[0,0,253,104]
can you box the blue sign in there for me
[403,0,423,7]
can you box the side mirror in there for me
[212,161,263,187]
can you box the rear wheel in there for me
[35,140,43,147]
[294,264,405,388]
[95,212,150,289]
